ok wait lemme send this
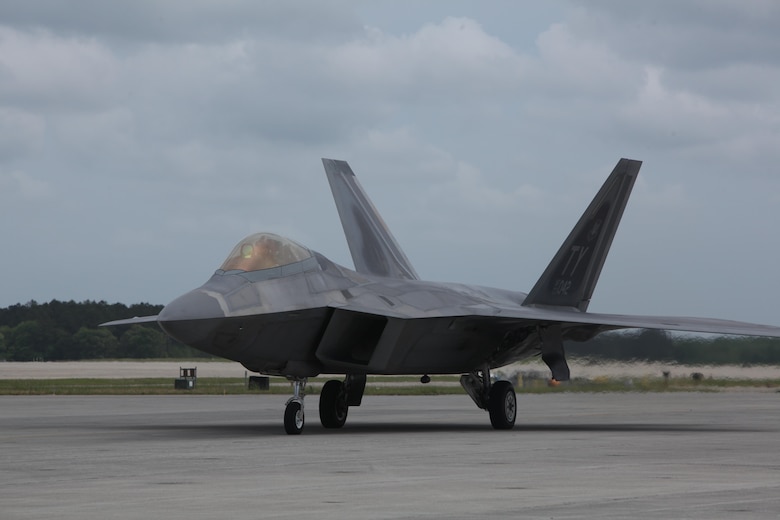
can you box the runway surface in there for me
[2,392,780,519]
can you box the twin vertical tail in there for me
[523,158,642,312]
[322,155,641,307]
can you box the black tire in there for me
[284,401,304,435]
[319,380,349,429]
[488,380,516,430]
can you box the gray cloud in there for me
[566,0,780,69]
[0,0,360,43]
[0,2,778,326]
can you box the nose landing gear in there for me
[284,378,307,435]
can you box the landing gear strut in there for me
[284,378,307,435]
[460,365,516,430]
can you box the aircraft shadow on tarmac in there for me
[113,421,769,439]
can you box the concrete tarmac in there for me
[2,392,780,519]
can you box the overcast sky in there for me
[1,0,779,326]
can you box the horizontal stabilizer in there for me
[524,158,642,311]
[323,159,419,280]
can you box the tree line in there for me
[566,328,780,365]
[0,300,210,361]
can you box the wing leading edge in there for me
[508,306,780,338]
[100,315,159,327]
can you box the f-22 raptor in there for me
[104,158,780,434]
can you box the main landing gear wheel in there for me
[488,380,516,430]
[319,380,349,428]
[284,400,304,435]
[460,367,518,430]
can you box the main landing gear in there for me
[460,365,517,430]
[285,369,520,433]
[284,375,367,434]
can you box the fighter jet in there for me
[103,158,780,434]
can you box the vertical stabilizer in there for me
[523,158,642,311]
[322,159,419,280]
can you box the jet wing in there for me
[100,315,159,327]
[329,294,780,338]
[510,306,780,338]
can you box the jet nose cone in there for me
[160,289,225,321]
[158,289,225,346]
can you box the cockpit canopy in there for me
[219,233,314,274]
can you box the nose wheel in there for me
[284,378,307,435]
